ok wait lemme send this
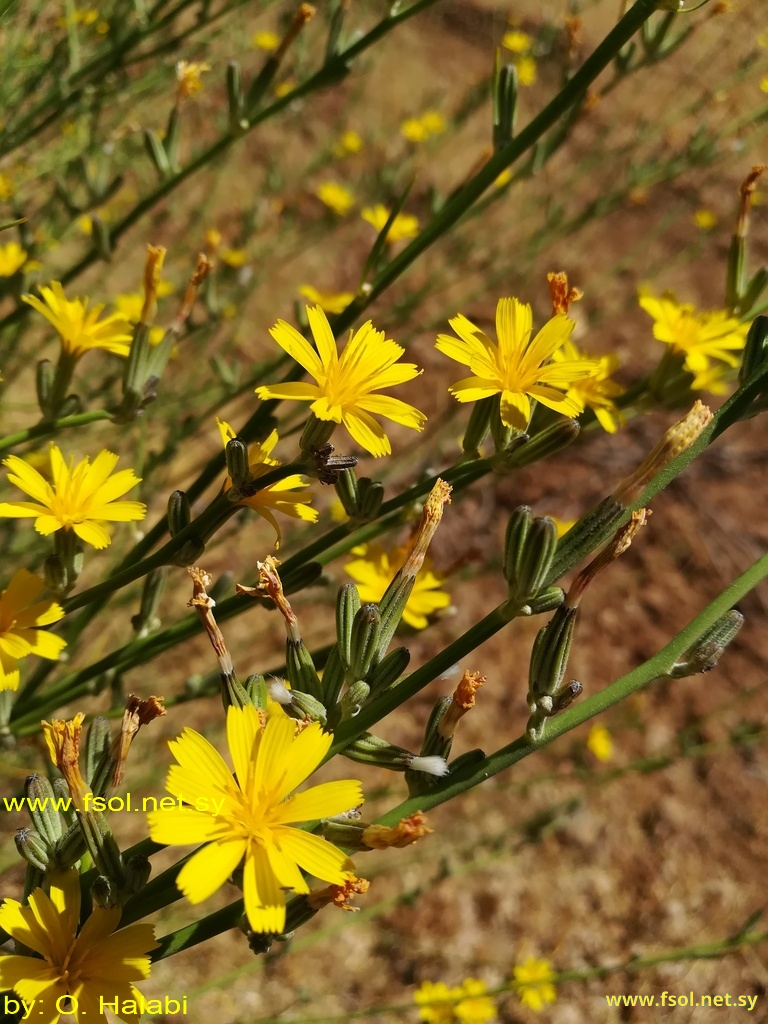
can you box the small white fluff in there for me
[409,755,450,777]
[267,676,293,705]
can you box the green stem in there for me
[0,410,112,455]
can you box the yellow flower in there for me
[401,110,446,142]
[0,869,157,1020]
[219,246,250,268]
[415,981,461,1024]
[147,706,363,933]
[401,117,429,142]
[502,29,533,53]
[514,54,537,86]
[688,361,730,394]
[494,168,512,188]
[436,296,596,431]
[638,289,749,377]
[333,129,363,156]
[274,77,296,97]
[298,284,355,314]
[512,957,557,1012]
[176,59,210,99]
[454,979,497,1024]
[315,181,355,216]
[22,281,133,358]
[587,722,613,763]
[693,208,717,230]
[0,241,28,276]
[761,76,768,94]
[0,172,14,200]
[0,445,146,549]
[41,712,92,809]
[552,340,624,433]
[113,292,164,345]
[216,419,318,547]
[252,29,280,51]
[361,204,420,242]
[344,543,450,629]
[256,304,426,457]
[0,569,66,691]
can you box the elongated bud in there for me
[359,478,384,521]
[496,418,580,470]
[78,811,125,889]
[227,60,247,131]
[36,359,55,414]
[461,394,495,456]
[503,508,558,608]
[527,586,565,615]
[167,490,191,536]
[367,646,410,696]
[52,778,77,827]
[336,583,361,667]
[343,732,446,775]
[349,603,382,681]
[91,874,120,909]
[144,128,171,179]
[669,609,744,678]
[16,828,50,872]
[339,679,370,720]
[320,645,346,712]
[335,468,359,518]
[285,688,328,727]
[131,566,168,636]
[245,673,268,711]
[528,606,578,702]
[286,639,323,702]
[225,437,250,493]
[492,52,517,150]
[85,716,112,788]
[739,316,768,384]
[24,774,63,846]
[124,854,152,896]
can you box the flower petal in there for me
[243,845,286,934]
[499,390,531,430]
[226,703,262,789]
[272,780,363,824]
[268,319,324,380]
[146,806,223,845]
[271,826,353,884]
[176,838,246,903]
[341,408,391,457]
[273,721,333,801]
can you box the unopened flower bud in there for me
[669,609,744,678]
[528,606,578,701]
[349,603,382,681]
[503,507,558,608]
[497,418,580,470]
[299,413,336,454]
[342,732,430,773]
[91,874,121,909]
[367,645,410,696]
[286,688,328,727]
[225,437,250,493]
[123,854,152,896]
[15,828,50,872]
[339,679,370,720]
[167,489,191,536]
[24,774,63,846]
[336,584,361,668]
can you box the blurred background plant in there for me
[1,0,768,1021]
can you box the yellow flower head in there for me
[0,869,157,1019]
[315,181,355,216]
[693,208,717,230]
[436,296,598,431]
[147,706,363,933]
[587,722,613,763]
[22,281,133,358]
[216,419,318,547]
[401,110,446,142]
[552,339,624,433]
[252,29,280,51]
[638,289,749,377]
[219,246,250,268]
[361,204,420,242]
[512,956,557,1012]
[415,981,461,1024]
[514,54,537,86]
[176,59,211,99]
[454,979,497,1024]
[255,304,427,457]
[0,569,66,691]
[502,29,533,53]
[344,543,450,629]
[298,285,355,315]
[0,444,146,549]
[333,129,364,156]
[0,241,28,277]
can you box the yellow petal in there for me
[272,780,363,824]
[271,826,352,884]
[176,838,246,903]
[146,806,222,845]
[341,408,391,457]
[243,845,286,934]
[499,390,531,430]
[226,703,262,788]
